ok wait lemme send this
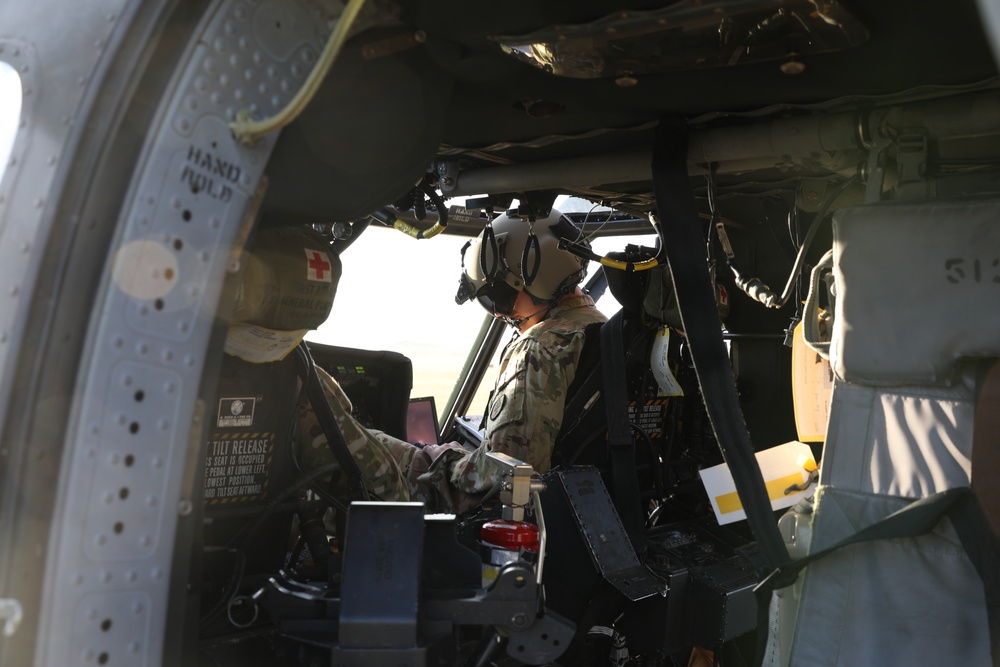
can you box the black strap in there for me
[295,343,370,501]
[651,118,789,570]
[602,310,647,555]
[552,322,604,464]
[749,485,979,666]
[763,487,972,590]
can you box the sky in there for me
[307,227,495,411]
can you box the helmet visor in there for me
[474,280,518,316]
[456,271,518,316]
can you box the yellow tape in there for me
[599,256,660,271]
[393,219,445,239]
[715,472,806,515]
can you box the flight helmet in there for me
[455,209,588,319]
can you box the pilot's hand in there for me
[420,441,466,462]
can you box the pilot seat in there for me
[197,225,413,641]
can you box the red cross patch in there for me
[305,249,332,283]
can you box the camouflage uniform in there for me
[297,369,419,502]
[300,293,606,514]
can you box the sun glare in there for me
[0,61,22,187]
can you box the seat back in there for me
[203,352,303,574]
[784,199,1000,667]
[552,251,674,480]
[201,225,341,596]
[309,342,413,441]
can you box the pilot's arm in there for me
[423,330,580,514]
[298,365,420,502]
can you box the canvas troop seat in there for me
[784,200,1000,666]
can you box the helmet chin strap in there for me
[500,280,580,329]
[502,297,557,330]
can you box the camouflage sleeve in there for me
[297,328,580,516]
[424,330,583,514]
[298,366,431,502]
[480,331,580,473]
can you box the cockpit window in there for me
[0,61,22,187]
[589,233,659,316]
[306,226,490,416]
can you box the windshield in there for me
[307,228,485,407]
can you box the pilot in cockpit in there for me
[230,211,603,515]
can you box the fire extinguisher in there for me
[479,519,539,588]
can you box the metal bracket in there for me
[557,468,665,601]
[339,502,425,649]
[896,129,928,185]
[268,505,574,666]
[795,178,830,213]
[361,30,427,61]
[894,128,931,201]
[505,607,577,664]
[488,451,536,522]
[861,129,892,204]
[436,159,460,192]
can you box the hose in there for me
[230,0,369,144]
[371,184,450,240]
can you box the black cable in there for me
[419,182,449,228]
[630,422,666,504]
[296,344,370,501]
[464,628,506,667]
[706,162,720,260]
[730,175,858,309]
[199,548,246,627]
[558,238,606,264]
[307,479,350,514]
[475,478,507,511]
[760,199,796,265]
[771,175,858,308]
[788,202,800,249]
[287,535,308,569]
[287,378,309,476]
[229,462,340,550]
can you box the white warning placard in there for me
[204,434,275,503]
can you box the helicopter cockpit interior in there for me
[2,1,1000,666]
